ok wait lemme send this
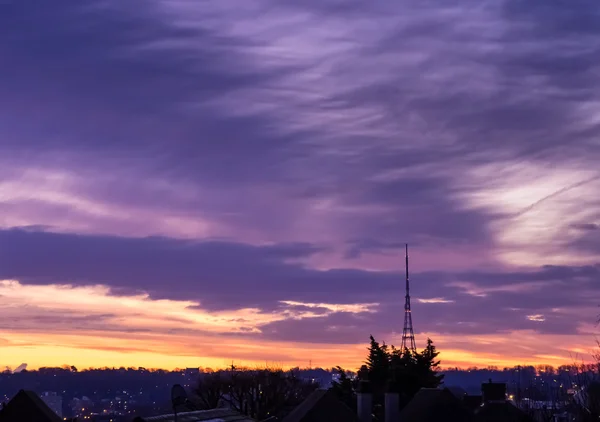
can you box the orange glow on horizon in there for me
[0,279,597,371]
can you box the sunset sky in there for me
[1,0,599,371]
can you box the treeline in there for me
[192,367,319,420]
[3,365,345,375]
[5,363,596,376]
[444,363,600,394]
[445,364,600,375]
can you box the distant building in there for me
[69,396,94,418]
[13,364,27,373]
[185,367,199,376]
[40,392,62,418]
[331,372,343,388]
[184,367,200,385]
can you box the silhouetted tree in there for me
[194,371,225,409]
[571,345,600,422]
[415,338,444,388]
[362,335,444,413]
[366,336,390,395]
[194,368,317,420]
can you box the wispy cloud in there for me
[417,298,455,304]
[527,314,546,322]
[279,301,379,314]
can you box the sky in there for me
[0,0,599,371]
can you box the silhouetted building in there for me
[283,389,359,422]
[446,386,468,400]
[463,395,483,412]
[344,381,534,422]
[185,367,200,377]
[474,381,533,422]
[0,390,62,422]
[481,381,506,403]
[397,388,474,422]
[475,402,532,422]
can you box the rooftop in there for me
[132,408,254,422]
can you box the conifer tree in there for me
[363,335,443,401]
[366,335,390,394]
[415,338,444,388]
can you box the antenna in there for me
[400,244,417,352]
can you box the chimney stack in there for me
[384,380,400,422]
[357,366,372,422]
[481,380,506,404]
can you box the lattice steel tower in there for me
[400,243,417,352]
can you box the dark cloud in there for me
[343,239,407,260]
[0,229,394,309]
[0,311,153,335]
[2,228,598,343]
[571,223,600,232]
[259,312,373,344]
[451,264,600,287]
[0,1,296,192]
[570,233,600,255]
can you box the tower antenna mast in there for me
[400,243,416,352]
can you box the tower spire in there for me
[401,243,416,353]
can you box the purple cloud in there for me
[1,229,597,343]
[1,0,599,366]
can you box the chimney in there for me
[357,367,372,422]
[481,380,506,404]
[384,380,400,422]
